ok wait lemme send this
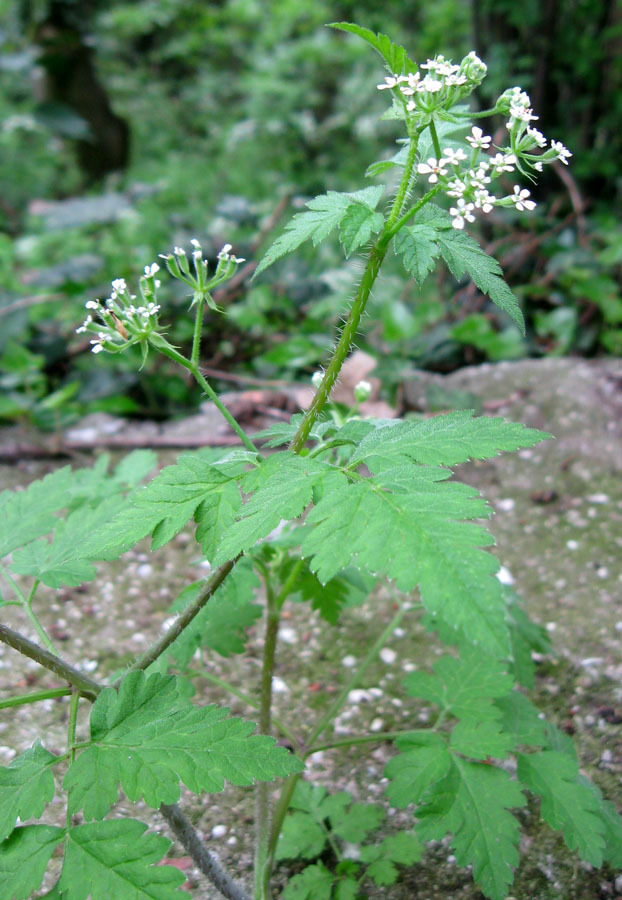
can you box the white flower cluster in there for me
[378,51,487,116]
[499,86,571,169]
[75,266,162,354]
[159,238,246,310]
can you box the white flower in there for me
[377,74,404,90]
[441,147,467,166]
[446,178,467,198]
[468,167,491,190]
[509,103,538,123]
[417,157,448,183]
[534,161,543,172]
[551,140,572,164]
[190,238,201,248]
[511,185,536,211]
[526,126,547,148]
[473,190,496,213]
[445,73,467,86]
[144,263,160,276]
[85,300,99,310]
[449,198,476,229]
[311,371,323,389]
[111,278,127,293]
[91,344,104,354]
[418,75,443,93]
[466,126,492,150]
[490,152,516,173]
[218,243,245,264]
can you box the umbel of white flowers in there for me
[76,239,244,356]
[378,54,571,230]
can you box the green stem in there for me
[384,184,443,239]
[193,668,298,746]
[191,296,205,368]
[0,567,57,653]
[154,341,258,453]
[274,557,304,610]
[254,577,281,900]
[304,729,420,758]
[290,131,422,454]
[66,690,80,829]
[429,119,442,160]
[0,687,71,710]
[0,625,100,700]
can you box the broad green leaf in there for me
[339,203,384,257]
[10,497,123,588]
[282,861,334,900]
[436,228,525,331]
[0,467,72,559]
[494,693,547,748]
[58,819,187,900]
[0,825,63,900]
[328,23,417,73]
[255,186,384,275]
[330,801,384,842]
[165,560,262,662]
[517,751,606,865]
[194,479,241,561]
[417,759,525,900]
[275,811,327,860]
[393,224,440,285]
[302,470,511,653]
[0,741,58,841]
[450,719,514,760]
[64,671,302,818]
[384,732,452,808]
[213,453,344,564]
[403,649,514,722]
[81,455,240,560]
[351,410,548,468]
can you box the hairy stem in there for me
[191,295,205,368]
[119,557,240,679]
[66,690,80,829]
[0,686,71,710]
[160,803,252,900]
[305,730,422,757]
[429,118,442,161]
[254,578,281,899]
[0,625,100,700]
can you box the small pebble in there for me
[587,493,609,504]
[272,677,289,694]
[370,718,384,732]
[601,749,613,764]
[342,655,357,668]
[497,498,515,512]
[136,563,153,578]
[393,627,406,638]
[496,566,515,586]
[279,626,297,645]
[566,540,579,550]
[379,648,397,665]
[211,825,227,839]
[597,566,609,579]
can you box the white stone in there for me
[497,498,515,512]
[370,718,384,732]
[136,563,153,578]
[379,648,397,665]
[279,626,297,645]
[211,824,227,839]
[271,676,289,694]
[496,566,515,585]
[342,655,357,668]
[587,493,609,504]
[566,539,579,550]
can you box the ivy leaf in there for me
[58,819,187,900]
[282,861,334,900]
[328,23,417,73]
[517,751,606,865]
[384,732,452,808]
[255,186,384,276]
[275,812,327,860]
[351,410,548,468]
[339,203,384,257]
[0,467,72,559]
[213,453,343,564]
[165,560,262,663]
[302,471,511,654]
[403,649,515,722]
[64,671,302,819]
[417,759,525,900]
[0,825,63,900]
[0,741,58,841]
[393,224,440,286]
[436,228,525,332]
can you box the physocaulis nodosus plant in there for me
[0,21,618,900]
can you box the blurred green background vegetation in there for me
[1,0,621,429]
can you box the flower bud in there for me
[354,380,372,403]
[311,371,324,389]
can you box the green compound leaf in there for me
[517,751,606,866]
[255,186,384,276]
[436,228,525,332]
[393,224,440,286]
[58,819,187,900]
[0,825,63,900]
[275,811,327,861]
[0,467,73,559]
[213,453,344,564]
[416,759,526,900]
[330,801,385,843]
[493,692,547,748]
[64,671,302,819]
[377,831,423,865]
[301,469,510,654]
[339,203,384,257]
[328,23,417,73]
[506,599,552,689]
[384,732,452,808]
[583,782,622,867]
[282,861,334,900]
[0,741,58,841]
[80,455,241,561]
[350,410,548,468]
[403,648,515,722]
[449,718,515,760]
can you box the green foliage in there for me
[0,825,64,900]
[0,742,57,842]
[63,671,303,818]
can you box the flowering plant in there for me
[0,23,617,900]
